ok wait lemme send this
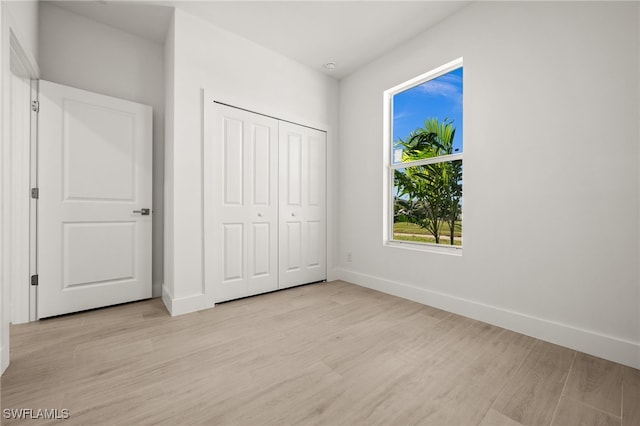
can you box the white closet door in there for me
[279,122,326,289]
[210,104,279,302]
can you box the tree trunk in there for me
[449,220,456,245]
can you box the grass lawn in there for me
[394,221,462,238]
[394,233,462,246]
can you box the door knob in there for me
[133,208,150,215]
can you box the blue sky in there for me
[393,67,463,158]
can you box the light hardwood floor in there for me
[1,281,638,425]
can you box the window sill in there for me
[385,240,463,256]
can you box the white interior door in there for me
[279,121,326,289]
[210,104,279,302]
[37,80,152,319]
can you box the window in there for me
[384,58,463,250]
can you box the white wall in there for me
[163,9,339,314]
[338,1,640,368]
[39,3,165,297]
[0,0,39,375]
[0,0,7,376]
[2,0,37,64]
[163,11,175,311]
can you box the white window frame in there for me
[383,57,463,254]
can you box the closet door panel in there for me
[305,131,326,275]
[246,119,278,296]
[211,104,278,302]
[279,122,326,289]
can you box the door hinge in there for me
[31,188,39,199]
[31,100,39,113]
[30,275,38,286]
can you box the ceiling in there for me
[50,1,174,45]
[50,1,471,79]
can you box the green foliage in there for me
[393,118,463,245]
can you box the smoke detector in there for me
[324,62,336,71]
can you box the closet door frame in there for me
[203,94,334,306]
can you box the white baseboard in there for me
[161,285,211,316]
[1,343,9,375]
[336,268,640,369]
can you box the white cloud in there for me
[393,110,410,120]
[417,73,462,98]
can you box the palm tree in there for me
[394,118,462,245]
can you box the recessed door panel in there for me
[252,125,271,206]
[306,220,321,268]
[252,223,270,277]
[307,135,323,207]
[224,117,244,206]
[223,224,244,282]
[63,101,135,201]
[287,134,302,206]
[285,221,302,271]
[63,222,135,288]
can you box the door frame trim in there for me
[11,33,39,324]
[28,78,37,322]
[8,69,32,325]
[3,28,39,326]
[2,10,41,373]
